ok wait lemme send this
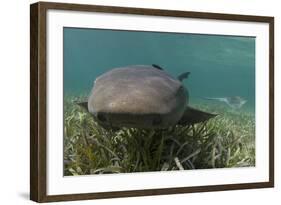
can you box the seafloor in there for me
[63,95,255,176]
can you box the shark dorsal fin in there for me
[177,72,190,81]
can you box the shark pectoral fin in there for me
[76,101,88,111]
[178,106,218,125]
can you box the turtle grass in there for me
[63,95,255,176]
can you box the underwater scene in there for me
[63,27,255,176]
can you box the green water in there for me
[63,27,255,113]
[63,28,256,173]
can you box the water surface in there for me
[63,27,255,112]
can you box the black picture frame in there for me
[30,1,274,202]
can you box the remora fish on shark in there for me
[77,64,217,129]
[202,96,247,109]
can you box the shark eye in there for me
[178,85,184,91]
[176,85,185,95]
[97,113,106,122]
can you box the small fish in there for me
[202,96,247,109]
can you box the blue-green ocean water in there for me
[63,28,255,112]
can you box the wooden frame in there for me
[30,1,274,202]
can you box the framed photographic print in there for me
[30,1,274,202]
